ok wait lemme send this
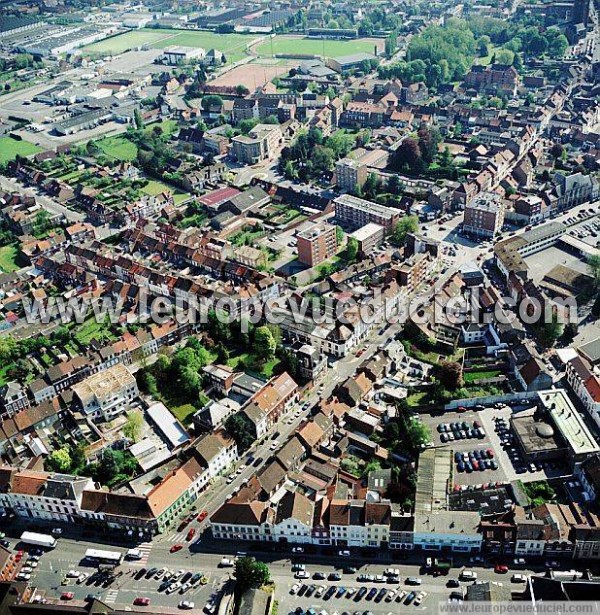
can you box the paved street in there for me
[2,529,537,613]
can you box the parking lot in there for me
[424,402,571,486]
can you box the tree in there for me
[391,216,419,246]
[588,255,600,288]
[477,36,491,57]
[406,417,432,450]
[550,143,564,160]
[335,225,345,246]
[346,236,359,262]
[48,447,72,472]
[201,94,223,111]
[123,409,143,443]
[494,48,514,65]
[387,174,404,194]
[134,108,144,130]
[435,360,463,390]
[417,126,442,164]
[392,138,423,172]
[562,322,578,343]
[254,326,276,362]
[536,315,563,348]
[225,414,255,452]
[97,449,120,484]
[234,557,271,595]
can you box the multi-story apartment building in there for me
[72,363,139,421]
[335,157,368,192]
[335,194,400,231]
[0,468,93,523]
[463,192,505,238]
[240,372,299,439]
[231,124,282,164]
[297,223,338,267]
[0,382,30,419]
[194,430,239,478]
[566,355,600,429]
[350,223,385,256]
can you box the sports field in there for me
[254,35,382,59]
[84,29,255,63]
[0,137,42,166]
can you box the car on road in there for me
[51,528,63,535]
[66,570,80,578]
[133,597,150,606]
[343,566,357,574]
[197,510,208,522]
[494,565,509,574]
[447,579,460,588]
[179,601,195,610]
[338,549,351,557]
[270,441,280,450]
[226,473,236,484]
[61,593,74,601]
[290,583,301,595]
[186,528,196,541]
[77,572,89,584]
[204,600,216,614]
[328,573,341,581]
[512,574,527,583]
[295,571,310,579]
[313,572,325,580]
[170,544,183,553]
[292,547,304,554]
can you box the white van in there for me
[460,570,478,581]
[219,557,234,568]
[126,548,142,560]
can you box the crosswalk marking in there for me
[104,589,119,604]
[129,542,152,566]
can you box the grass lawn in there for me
[0,137,42,166]
[83,29,254,63]
[83,29,177,54]
[142,179,190,204]
[474,44,499,66]
[227,352,279,379]
[0,245,20,273]
[464,369,502,383]
[96,135,138,161]
[255,35,381,59]
[73,318,117,345]
[144,119,179,137]
[169,402,197,425]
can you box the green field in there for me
[0,245,20,273]
[96,135,138,161]
[0,137,42,166]
[84,29,254,63]
[142,179,189,205]
[255,35,381,59]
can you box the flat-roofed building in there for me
[350,222,385,256]
[297,223,337,267]
[162,45,206,65]
[463,191,505,238]
[72,363,138,421]
[231,124,282,164]
[335,157,368,192]
[335,194,399,231]
[538,389,600,463]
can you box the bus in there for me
[20,532,57,549]
[84,548,123,567]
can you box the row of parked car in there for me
[438,420,485,442]
[455,448,499,473]
[289,583,427,606]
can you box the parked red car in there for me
[134,597,150,606]
[61,593,74,601]
[197,510,208,522]
[186,528,196,541]
[494,565,509,574]
[170,544,183,553]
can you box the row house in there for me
[566,354,600,429]
[193,429,239,479]
[240,372,299,439]
[0,468,93,523]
